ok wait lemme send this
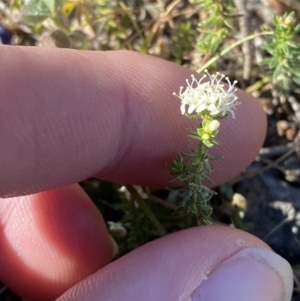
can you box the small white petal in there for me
[229,110,236,119]
[196,103,207,113]
[174,71,239,118]
[207,104,218,114]
[188,104,196,114]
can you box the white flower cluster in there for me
[173,71,240,118]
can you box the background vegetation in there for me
[1,0,300,300]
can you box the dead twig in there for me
[233,0,251,80]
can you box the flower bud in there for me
[279,13,295,28]
[202,133,210,141]
[207,120,220,132]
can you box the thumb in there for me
[56,225,293,301]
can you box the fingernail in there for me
[190,248,293,301]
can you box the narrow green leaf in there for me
[21,0,55,24]
[188,134,202,141]
[282,43,290,56]
[293,76,300,86]
[283,77,291,90]
[286,40,298,48]
[182,192,192,205]
[178,174,194,181]
[54,0,64,11]
[187,129,199,135]
[269,57,279,69]
[21,5,49,24]
[211,138,220,145]
[200,205,213,212]
[273,64,282,80]
[191,158,201,166]
[201,173,215,184]
[207,154,223,160]
[180,151,197,157]
[289,66,300,77]
[223,18,232,29]
[41,0,55,14]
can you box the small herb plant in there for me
[171,71,239,225]
[167,8,300,225]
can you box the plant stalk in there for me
[197,31,273,73]
[125,185,166,236]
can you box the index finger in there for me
[0,46,266,197]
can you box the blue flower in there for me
[0,22,11,45]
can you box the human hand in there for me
[0,46,293,301]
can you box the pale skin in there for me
[0,46,293,301]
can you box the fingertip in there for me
[190,247,293,301]
[0,184,112,301]
[56,226,289,301]
[0,47,266,195]
[211,88,267,185]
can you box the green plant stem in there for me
[197,31,273,73]
[245,75,271,94]
[125,185,166,236]
[119,1,148,53]
[192,136,212,225]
